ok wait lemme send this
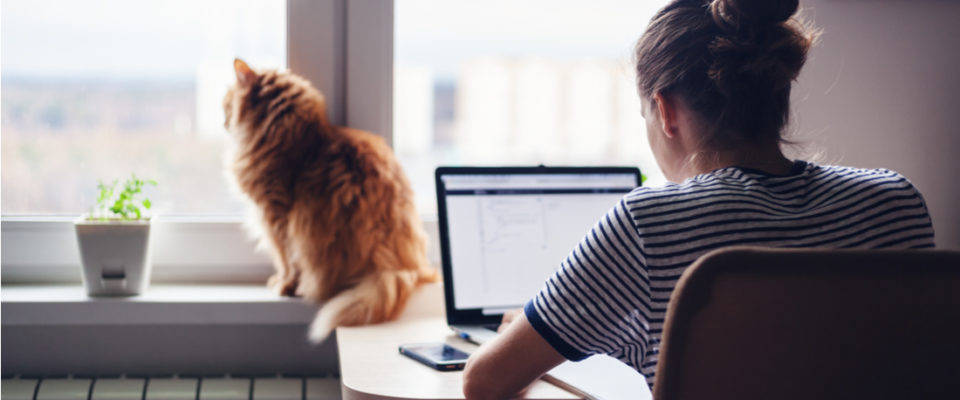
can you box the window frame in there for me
[1,0,396,284]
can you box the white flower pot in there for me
[74,216,153,296]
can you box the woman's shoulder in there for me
[623,161,924,215]
[802,162,923,195]
[620,175,738,217]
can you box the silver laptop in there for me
[435,166,641,343]
[435,166,651,399]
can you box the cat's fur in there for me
[223,59,439,342]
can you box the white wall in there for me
[790,0,960,249]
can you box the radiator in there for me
[0,375,341,400]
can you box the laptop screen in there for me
[436,167,641,323]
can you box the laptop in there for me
[435,166,652,399]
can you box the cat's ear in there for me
[234,58,256,86]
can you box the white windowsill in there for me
[1,214,441,284]
[0,284,317,326]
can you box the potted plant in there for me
[75,174,157,296]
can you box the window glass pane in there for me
[1,0,286,215]
[395,0,670,214]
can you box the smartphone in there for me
[398,342,471,371]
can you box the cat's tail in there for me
[307,268,436,343]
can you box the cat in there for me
[222,58,439,342]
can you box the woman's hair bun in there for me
[707,0,808,95]
[710,0,799,29]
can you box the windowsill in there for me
[1,215,441,284]
[0,284,316,326]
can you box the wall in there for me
[790,0,960,249]
[2,325,339,376]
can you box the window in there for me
[1,0,286,215]
[394,0,670,213]
[3,0,668,282]
[0,0,371,283]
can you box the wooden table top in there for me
[336,283,580,400]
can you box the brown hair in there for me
[635,0,817,148]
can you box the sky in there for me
[1,0,286,80]
[396,0,666,80]
[1,0,665,81]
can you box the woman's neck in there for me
[687,143,794,178]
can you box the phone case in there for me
[399,344,468,371]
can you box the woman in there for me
[462,0,936,398]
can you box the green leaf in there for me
[90,174,156,220]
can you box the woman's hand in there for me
[497,308,523,333]
[463,311,566,399]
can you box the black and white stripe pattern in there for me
[524,161,935,386]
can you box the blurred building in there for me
[454,57,651,166]
[393,57,665,213]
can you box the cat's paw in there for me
[267,274,300,297]
[280,282,300,297]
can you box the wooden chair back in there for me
[654,247,960,400]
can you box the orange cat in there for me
[223,58,439,342]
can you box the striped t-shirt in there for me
[524,161,935,385]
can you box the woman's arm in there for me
[462,312,566,399]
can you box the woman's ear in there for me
[653,92,679,139]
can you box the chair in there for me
[653,247,960,400]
